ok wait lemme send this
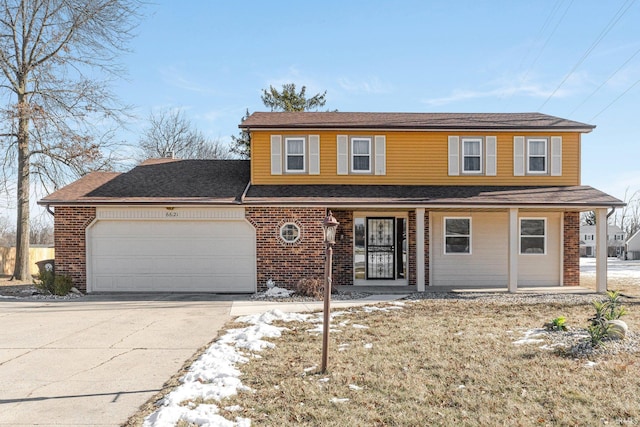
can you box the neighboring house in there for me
[39,112,624,293]
[580,224,625,257]
[626,230,640,260]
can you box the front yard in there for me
[133,266,640,426]
[218,300,638,426]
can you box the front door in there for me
[366,217,395,279]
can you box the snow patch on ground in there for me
[512,328,547,345]
[143,309,310,427]
[580,258,640,279]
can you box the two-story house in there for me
[580,224,625,257]
[39,112,623,293]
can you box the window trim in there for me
[350,137,372,174]
[519,217,546,255]
[279,222,301,244]
[461,137,483,174]
[526,138,548,175]
[285,136,306,173]
[444,217,472,255]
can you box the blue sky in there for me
[113,0,640,201]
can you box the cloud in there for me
[337,77,393,94]
[420,72,588,107]
[159,66,217,96]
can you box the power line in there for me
[538,0,636,110]
[589,77,640,122]
[569,43,640,116]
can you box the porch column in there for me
[596,208,608,293]
[508,208,519,293]
[416,208,425,291]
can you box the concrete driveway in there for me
[0,294,236,427]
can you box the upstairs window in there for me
[462,138,482,173]
[285,137,305,172]
[527,139,547,174]
[520,218,546,254]
[351,137,371,173]
[444,217,471,254]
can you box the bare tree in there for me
[581,211,596,225]
[29,216,53,245]
[138,109,232,160]
[0,0,141,279]
[0,216,15,246]
[613,187,640,239]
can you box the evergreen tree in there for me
[230,109,252,159]
[261,83,327,112]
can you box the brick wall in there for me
[332,210,353,287]
[563,211,580,286]
[424,212,430,286]
[54,206,96,292]
[247,207,326,291]
[408,211,416,286]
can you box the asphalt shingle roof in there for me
[39,158,250,205]
[240,112,595,132]
[243,185,624,207]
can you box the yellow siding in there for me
[251,130,582,186]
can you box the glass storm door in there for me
[366,218,395,279]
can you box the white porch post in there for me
[508,208,519,293]
[596,208,608,293]
[416,208,425,291]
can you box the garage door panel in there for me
[89,218,256,292]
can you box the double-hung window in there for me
[444,217,471,254]
[520,218,546,254]
[527,139,547,174]
[285,137,305,172]
[462,138,482,173]
[351,137,371,173]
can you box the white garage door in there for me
[88,216,256,292]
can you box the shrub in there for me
[296,278,324,299]
[34,271,73,296]
[544,316,568,331]
[588,291,628,347]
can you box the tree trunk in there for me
[13,99,30,281]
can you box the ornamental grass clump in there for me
[588,291,629,347]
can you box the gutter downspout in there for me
[240,181,251,204]
[45,204,54,216]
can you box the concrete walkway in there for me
[230,294,407,316]
[0,297,232,427]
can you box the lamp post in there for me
[321,210,339,373]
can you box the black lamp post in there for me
[321,210,339,373]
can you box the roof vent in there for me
[164,150,175,159]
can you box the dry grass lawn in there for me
[214,285,639,426]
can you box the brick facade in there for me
[246,207,326,291]
[563,211,580,286]
[408,211,417,286]
[424,212,430,286]
[332,210,353,287]
[54,206,96,292]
